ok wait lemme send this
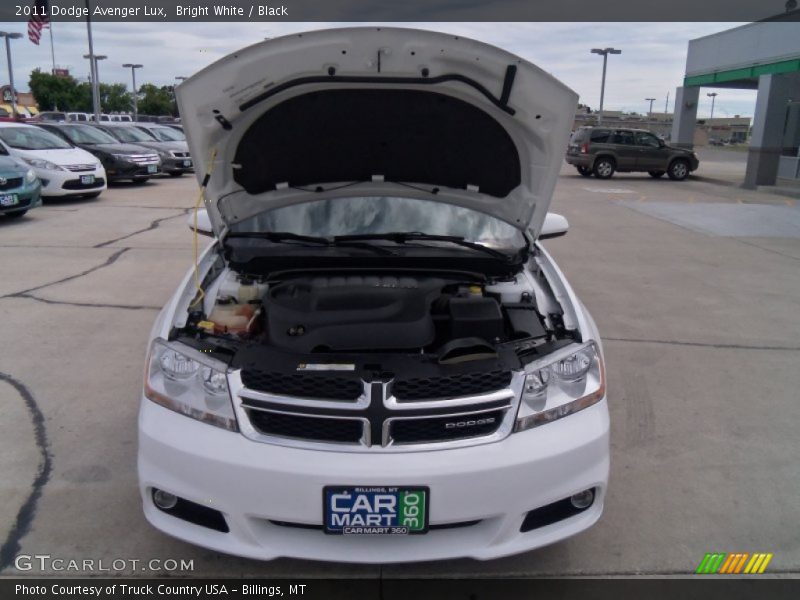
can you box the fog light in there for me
[153,489,178,510]
[570,489,594,510]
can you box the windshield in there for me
[230,196,526,250]
[61,125,118,145]
[0,126,72,150]
[146,126,185,142]
[106,126,155,143]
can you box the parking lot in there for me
[1,155,799,577]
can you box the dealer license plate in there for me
[0,193,19,207]
[147,164,157,174]
[324,486,429,535]
[80,174,95,185]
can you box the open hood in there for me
[177,27,577,239]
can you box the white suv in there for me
[138,27,609,563]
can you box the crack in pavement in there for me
[13,294,160,311]
[0,248,130,299]
[0,372,52,573]
[93,208,191,248]
[605,336,800,352]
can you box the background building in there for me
[671,17,800,186]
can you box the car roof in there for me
[0,122,39,128]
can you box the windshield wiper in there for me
[225,231,397,255]
[333,232,516,261]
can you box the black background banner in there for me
[1,0,800,22]
[2,578,800,600]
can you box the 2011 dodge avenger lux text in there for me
[139,27,609,562]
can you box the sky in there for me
[0,21,758,118]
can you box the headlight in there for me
[515,341,605,432]
[23,157,63,171]
[111,153,134,163]
[144,339,238,431]
[25,169,37,183]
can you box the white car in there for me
[138,27,609,563]
[0,123,107,198]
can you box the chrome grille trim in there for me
[230,369,524,453]
[126,154,160,164]
[64,163,97,172]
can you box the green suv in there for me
[566,126,699,180]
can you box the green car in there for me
[0,154,42,218]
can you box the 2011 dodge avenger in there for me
[138,27,609,562]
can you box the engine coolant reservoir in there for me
[208,302,257,335]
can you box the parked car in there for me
[0,154,42,218]
[0,122,106,198]
[566,126,699,180]
[67,112,91,123]
[110,114,133,122]
[138,27,608,564]
[36,122,161,183]
[32,111,68,123]
[93,123,192,176]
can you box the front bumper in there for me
[138,396,609,563]
[0,181,41,214]
[106,161,161,181]
[160,156,193,173]
[38,167,107,197]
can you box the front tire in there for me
[576,166,593,177]
[4,209,27,218]
[648,170,665,178]
[667,159,690,181]
[593,157,615,179]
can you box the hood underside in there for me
[176,27,578,237]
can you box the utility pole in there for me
[0,32,22,117]
[591,47,622,125]
[123,63,143,121]
[707,92,718,120]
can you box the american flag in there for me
[27,0,50,46]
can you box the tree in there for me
[137,84,176,116]
[28,69,81,111]
[99,82,131,113]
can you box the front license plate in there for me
[80,174,95,185]
[0,193,19,207]
[182,159,192,167]
[147,164,157,174]
[324,486,429,535]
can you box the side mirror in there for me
[540,212,569,240]
[658,139,666,148]
[187,208,214,237]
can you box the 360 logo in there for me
[696,552,773,574]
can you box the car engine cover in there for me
[265,276,444,352]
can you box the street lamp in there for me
[707,92,718,121]
[591,47,622,125]
[175,76,188,82]
[84,53,107,119]
[645,98,656,115]
[123,63,143,121]
[0,32,23,117]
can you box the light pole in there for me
[123,63,143,121]
[0,32,23,117]
[591,47,622,125]
[645,98,656,115]
[707,92,718,120]
[175,76,187,82]
[84,53,107,119]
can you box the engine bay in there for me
[174,264,576,380]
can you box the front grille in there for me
[62,177,105,190]
[170,151,190,158]
[389,409,506,444]
[247,409,363,443]
[0,177,23,190]
[268,519,481,531]
[63,163,97,172]
[241,370,362,401]
[392,370,513,401]
[126,154,159,164]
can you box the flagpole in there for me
[48,22,56,74]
